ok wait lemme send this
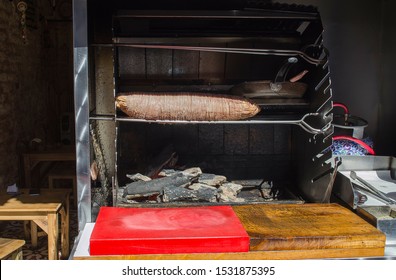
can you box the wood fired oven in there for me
[73,0,334,230]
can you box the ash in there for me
[118,167,280,204]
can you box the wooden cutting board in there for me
[75,203,386,259]
[232,203,386,252]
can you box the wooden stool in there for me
[0,238,25,260]
[48,163,77,207]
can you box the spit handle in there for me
[295,113,332,135]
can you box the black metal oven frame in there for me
[73,0,333,230]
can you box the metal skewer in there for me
[114,43,326,65]
[113,112,331,135]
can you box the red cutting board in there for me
[89,206,250,255]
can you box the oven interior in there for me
[84,2,334,218]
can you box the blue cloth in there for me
[330,137,374,156]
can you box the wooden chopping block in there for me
[75,203,385,260]
[233,203,386,253]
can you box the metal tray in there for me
[357,205,396,243]
[332,155,396,209]
[331,155,396,243]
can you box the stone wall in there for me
[0,0,73,188]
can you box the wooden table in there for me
[0,189,70,260]
[0,238,25,260]
[73,203,386,260]
[23,146,75,188]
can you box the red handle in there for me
[333,102,349,114]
